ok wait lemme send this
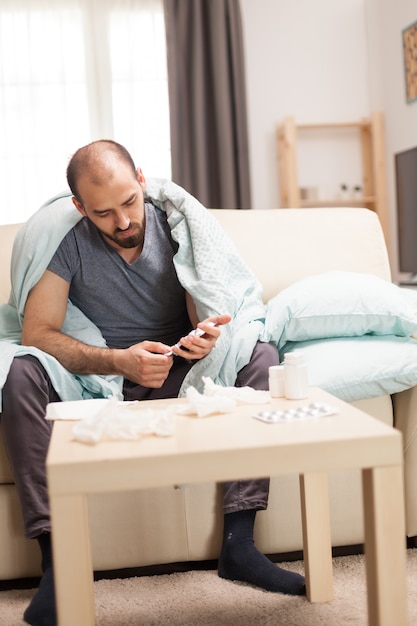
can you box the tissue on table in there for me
[202,377,270,404]
[46,398,112,421]
[176,378,271,418]
[176,386,237,418]
[72,397,175,444]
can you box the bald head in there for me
[67,140,137,204]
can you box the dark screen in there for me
[396,146,417,276]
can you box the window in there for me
[0,0,170,225]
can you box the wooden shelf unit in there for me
[276,112,390,246]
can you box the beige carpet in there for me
[1,549,417,626]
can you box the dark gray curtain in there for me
[163,0,252,209]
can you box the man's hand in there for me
[169,313,232,360]
[117,341,173,387]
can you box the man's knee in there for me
[254,341,280,366]
[3,355,59,412]
[236,341,279,390]
[5,355,47,390]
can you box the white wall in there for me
[240,0,417,278]
[365,0,417,277]
[240,0,371,210]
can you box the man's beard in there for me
[104,222,145,249]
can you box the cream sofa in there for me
[1,207,416,581]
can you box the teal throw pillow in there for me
[265,271,417,351]
[281,335,417,402]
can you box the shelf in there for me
[276,113,389,247]
[297,120,370,131]
[300,197,376,208]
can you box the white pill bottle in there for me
[268,365,286,398]
[284,350,309,400]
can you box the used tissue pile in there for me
[47,377,271,445]
[71,398,176,444]
[178,377,270,418]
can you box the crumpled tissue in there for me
[202,377,270,404]
[176,377,270,418]
[72,397,175,444]
[69,378,271,442]
[177,386,237,418]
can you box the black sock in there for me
[218,510,306,596]
[24,533,57,626]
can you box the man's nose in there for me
[115,211,130,230]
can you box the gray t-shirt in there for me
[47,202,191,349]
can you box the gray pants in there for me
[1,342,278,538]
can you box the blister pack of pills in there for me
[253,402,338,424]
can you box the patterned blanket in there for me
[0,179,266,408]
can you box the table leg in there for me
[50,493,95,626]
[362,465,408,626]
[299,472,333,602]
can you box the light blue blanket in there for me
[0,179,266,409]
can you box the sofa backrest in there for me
[209,207,391,302]
[0,207,391,305]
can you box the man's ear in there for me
[72,196,87,217]
[136,167,146,192]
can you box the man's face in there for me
[73,165,147,252]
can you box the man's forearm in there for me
[22,328,121,375]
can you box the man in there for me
[1,140,305,626]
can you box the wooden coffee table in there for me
[46,387,408,626]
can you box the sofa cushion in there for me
[281,335,417,402]
[265,271,417,351]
